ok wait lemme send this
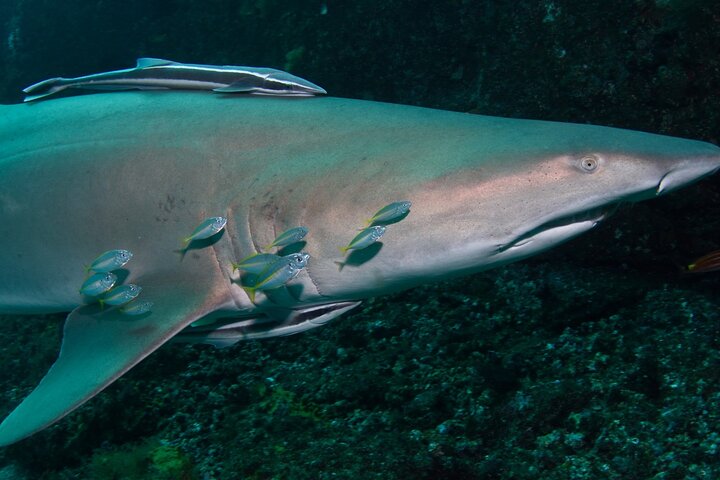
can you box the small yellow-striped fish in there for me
[365,201,411,227]
[339,226,385,254]
[182,216,227,246]
[79,272,117,297]
[263,226,309,251]
[86,249,133,273]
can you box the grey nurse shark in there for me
[0,91,719,446]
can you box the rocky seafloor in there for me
[1,253,719,479]
[0,0,719,479]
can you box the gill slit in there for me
[297,204,330,299]
[246,205,260,253]
[209,206,244,310]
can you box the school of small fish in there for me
[80,249,151,315]
[230,226,310,301]
[339,201,411,256]
[78,203,411,310]
[240,252,310,302]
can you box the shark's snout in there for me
[656,152,720,195]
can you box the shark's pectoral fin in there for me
[174,301,362,347]
[0,277,218,446]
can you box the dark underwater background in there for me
[1,1,720,479]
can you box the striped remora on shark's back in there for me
[22,57,327,102]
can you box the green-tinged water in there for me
[1,1,719,479]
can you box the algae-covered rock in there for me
[87,439,196,480]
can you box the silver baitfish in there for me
[99,284,142,307]
[340,226,386,254]
[365,201,412,226]
[86,249,133,273]
[242,252,310,302]
[182,216,227,247]
[79,272,117,297]
[231,253,281,274]
[119,300,154,316]
[263,226,309,251]
[23,58,327,102]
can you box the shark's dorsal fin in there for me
[135,57,178,69]
[0,276,217,446]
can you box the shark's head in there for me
[299,117,720,302]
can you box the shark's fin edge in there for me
[0,276,217,446]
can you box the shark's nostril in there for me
[657,160,720,196]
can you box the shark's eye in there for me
[579,155,599,172]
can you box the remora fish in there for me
[0,92,719,446]
[22,57,327,102]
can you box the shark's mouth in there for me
[498,206,610,254]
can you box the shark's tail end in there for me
[22,77,68,102]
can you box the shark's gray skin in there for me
[0,92,718,446]
[22,57,327,102]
